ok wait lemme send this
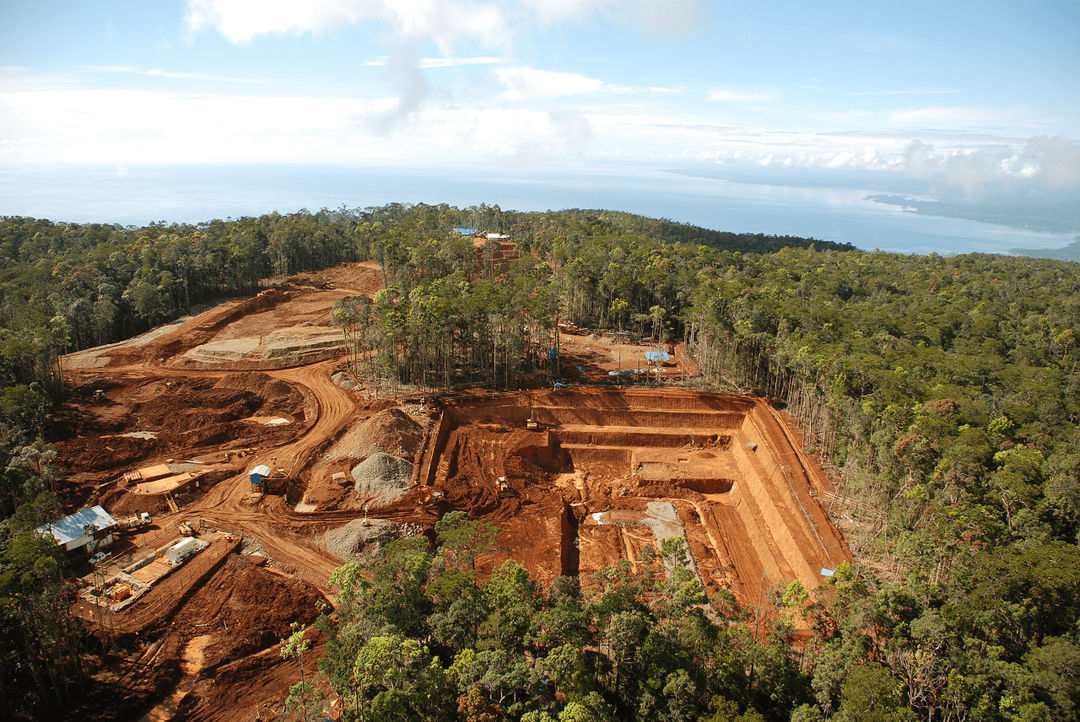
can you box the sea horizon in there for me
[2,162,1076,257]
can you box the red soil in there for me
[49,260,848,720]
[415,389,849,607]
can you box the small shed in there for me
[37,506,117,554]
[249,464,272,488]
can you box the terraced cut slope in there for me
[421,388,850,608]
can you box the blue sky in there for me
[2,1,1079,197]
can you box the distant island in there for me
[865,192,1080,235]
[1008,236,1080,261]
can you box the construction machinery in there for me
[115,512,152,532]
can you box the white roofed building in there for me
[37,505,117,554]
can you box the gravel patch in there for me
[351,452,413,507]
[321,519,396,562]
[328,408,424,461]
[332,372,357,389]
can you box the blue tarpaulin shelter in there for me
[645,351,670,362]
[250,464,271,487]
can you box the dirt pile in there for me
[72,551,326,722]
[329,407,424,460]
[214,371,296,401]
[184,555,325,667]
[322,518,397,561]
[351,452,413,507]
[168,555,326,720]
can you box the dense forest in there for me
[0,204,1078,720]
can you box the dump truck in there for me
[115,512,152,532]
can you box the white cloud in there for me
[361,47,446,133]
[85,65,263,83]
[1017,136,1080,187]
[519,0,615,25]
[849,88,961,96]
[184,0,506,48]
[815,104,1058,141]
[494,66,609,101]
[632,0,706,37]
[179,1,701,138]
[827,151,855,168]
[0,84,388,164]
[708,89,779,103]
[900,136,1080,192]
[184,0,705,46]
[419,56,506,69]
[890,106,1000,129]
[364,56,506,68]
[519,0,706,36]
[3,66,1076,197]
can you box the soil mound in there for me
[330,407,423,460]
[322,518,396,561]
[351,452,413,507]
[214,371,294,399]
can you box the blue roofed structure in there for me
[645,351,670,362]
[250,464,272,487]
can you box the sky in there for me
[1,1,1079,208]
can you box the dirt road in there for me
[61,269,386,597]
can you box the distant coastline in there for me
[3,163,1078,257]
[1008,237,1080,261]
[865,193,1080,235]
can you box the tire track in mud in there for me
[58,267,392,719]
[65,337,369,598]
[178,360,361,595]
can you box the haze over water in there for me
[2,163,1074,257]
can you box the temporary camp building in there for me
[250,464,272,490]
[37,505,117,554]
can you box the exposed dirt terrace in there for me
[422,389,848,607]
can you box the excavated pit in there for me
[423,388,849,609]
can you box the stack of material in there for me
[322,519,397,562]
[329,408,423,460]
[351,452,413,507]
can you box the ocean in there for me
[1,163,1075,256]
